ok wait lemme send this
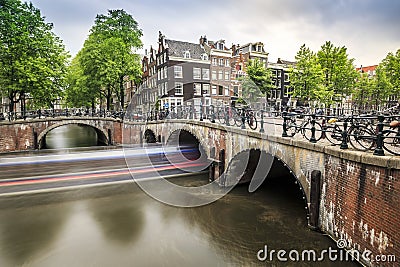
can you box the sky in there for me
[29,0,400,67]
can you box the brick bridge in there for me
[0,117,122,151]
[1,118,399,266]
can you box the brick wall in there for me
[322,155,399,267]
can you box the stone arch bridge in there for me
[0,117,122,150]
[1,117,399,267]
[123,119,400,267]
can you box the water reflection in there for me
[0,195,72,266]
[45,124,98,149]
[89,194,145,245]
[0,176,361,267]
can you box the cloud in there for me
[28,0,400,66]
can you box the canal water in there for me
[0,124,362,266]
[44,124,98,149]
[0,175,361,267]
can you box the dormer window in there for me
[183,51,191,58]
[201,53,208,61]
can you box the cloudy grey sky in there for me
[29,0,400,66]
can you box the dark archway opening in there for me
[228,149,308,221]
[167,130,203,161]
[41,124,108,149]
[144,129,157,143]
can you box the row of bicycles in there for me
[284,113,400,156]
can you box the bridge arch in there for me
[144,129,157,143]
[37,121,109,149]
[226,148,310,219]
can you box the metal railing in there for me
[2,105,399,156]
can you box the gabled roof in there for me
[165,39,207,60]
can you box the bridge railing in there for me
[0,108,125,122]
[134,105,399,157]
[3,105,399,157]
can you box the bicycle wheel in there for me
[348,125,375,151]
[285,121,297,137]
[324,124,342,145]
[217,109,225,124]
[382,130,400,156]
[302,121,323,141]
[232,110,242,127]
[247,114,258,130]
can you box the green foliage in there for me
[290,42,357,107]
[317,41,358,98]
[0,0,69,110]
[66,9,143,110]
[289,44,325,104]
[240,58,272,105]
[379,49,400,103]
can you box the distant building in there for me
[356,65,378,77]
[268,58,296,109]
[200,36,232,106]
[230,42,269,106]
[156,32,211,111]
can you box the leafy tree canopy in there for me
[0,0,69,111]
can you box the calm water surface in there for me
[0,175,361,267]
[45,124,98,149]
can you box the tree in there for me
[289,44,325,105]
[379,49,400,106]
[317,41,358,99]
[74,9,143,111]
[240,58,272,105]
[0,0,69,112]
[353,72,374,110]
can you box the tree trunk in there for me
[120,76,124,111]
[106,86,111,111]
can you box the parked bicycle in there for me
[324,116,376,151]
[285,114,323,141]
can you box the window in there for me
[218,86,223,95]
[164,82,168,95]
[194,83,201,96]
[219,58,224,66]
[284,73,289,82]
[175,82,183,95]
[212,70,217,80]
[201,53,208,61]
[225,59,230,67]
[183,51,191,58]
[218,70,223,80]
[224,86,229,96]
[203,84,210,95]
[174,65,183,78]
[233,85,239,96]
[193,68,201,79]
[202,68,210,80]
[277,70,282,78]
[284,86,290,97]
[212,58,217,66]
[224,71,230,81]
[164,67,168,79]
[277,79,282,88]
[212,85,217,95]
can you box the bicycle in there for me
[285,114,323,142]
[235,107,258,130]
[382,120,400,156]
[324,116,375,151]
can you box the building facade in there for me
[200,36,233,106]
